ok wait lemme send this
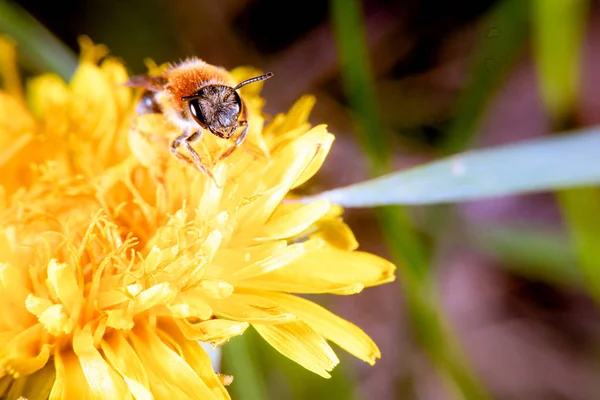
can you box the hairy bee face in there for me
[187,85,242,139]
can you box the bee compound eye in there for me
[188,99,207,127]
[231,91,242,112]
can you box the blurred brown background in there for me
[10,0,600,399]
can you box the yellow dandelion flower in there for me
[0,36,395,399]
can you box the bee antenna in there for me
[233,72,274,91]
[181,72,274,102]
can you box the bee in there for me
[126,58,273,183]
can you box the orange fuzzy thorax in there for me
[162,58,236,109]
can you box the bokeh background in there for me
[3,0,600,399]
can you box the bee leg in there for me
[171,131,221,187]
[218,121,249,161]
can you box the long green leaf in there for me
[0,0,77,79]
[305,126,600,207]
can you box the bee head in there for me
[182,72,273,139]
[185,86,241,138]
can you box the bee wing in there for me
[124,74,167,91]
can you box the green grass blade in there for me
[330,0,428,277]
[0,0,77,79]
[263,339,357,400]
[530,0,600,303]
[331,1,490,399]
[532,0,588,126]
[223,326,357,400]
[471,225,581,286]
[404,284,492,400]
[442,0,529,154]
[557,189,600,303]
[329,0,390,175]
[222,333,269,400]
[305,126,600,207]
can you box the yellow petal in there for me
[310,218,358,251]
[72,325,130,399]
[4,376,28,400]
[239,278,363,295]
[230,185,288,238]
[5,343,50,377]
[78,36,109,65]
[105,309,134,331]
[9,360,55,400]
[258,291,380,364]
[49,350,93,400]
[234,128,331,231]
[0,91,35,149]
[159,320,231,399]
[170,289,213,320]
[0,376,10,395]
[26,74,70,131]
[231,243,307,280]
[101,332,152,400]
[0,36,23,101]
[129,325,217,399]
[265,126,331,190]
[38,304,74,336]
[263,95,315,145]
[70,63,118,140]
[45,259,81,314]
[131,282,177,314]
[280,95,315,133]
[96,287,135,309]
[199,279,234,300]
[0,129,33,176]
[238,247,395,294]
[253,322,339,378]
[1,325,44,373]
[25,295,53,318]
[211,241,287,275]
[177,319,248,343]
[128,114,173,171]
[207,293,296,324]
[168,303,212,320]
[100,58,131,116]
[254,200,331,241]
[1,263,32,311]
[290,126,334,189]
